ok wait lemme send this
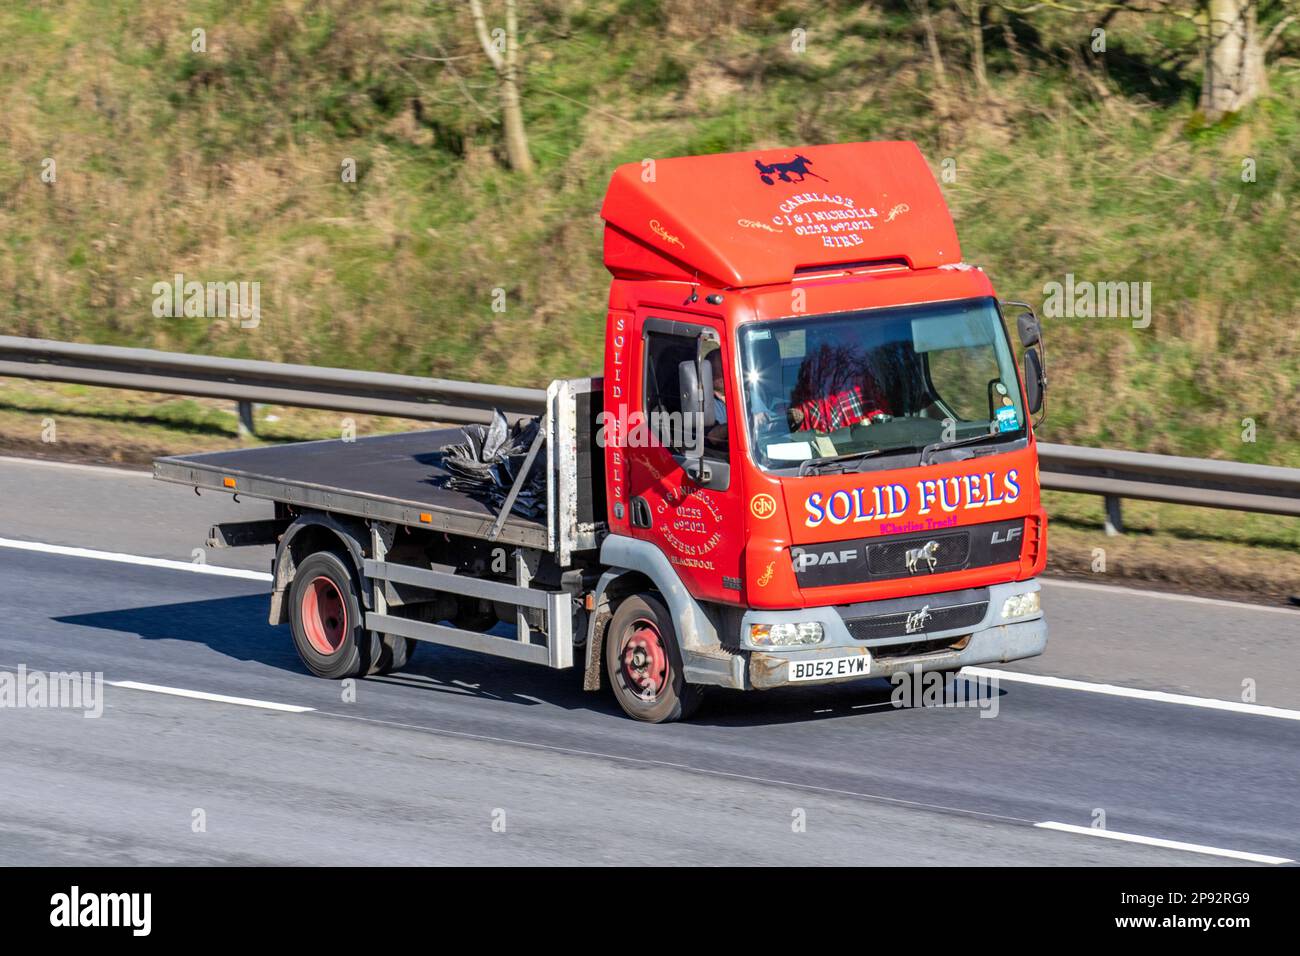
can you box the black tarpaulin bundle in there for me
[438,411,546,519]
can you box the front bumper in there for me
[739,579,1046,690]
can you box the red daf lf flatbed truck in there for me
[155,141,1049,722]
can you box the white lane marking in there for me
[0,455,151,477]
[965,667,1300,722]
[110,680,313,713]
[1035,822,1293,865]
[0,537,272,582]
[1041,576,1297,616]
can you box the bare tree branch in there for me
[1262,11,1298,52]
[468,0,506,73]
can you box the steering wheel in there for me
[755,414,787,437]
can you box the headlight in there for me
[1001,591,1040,619]
[749,622,825,646]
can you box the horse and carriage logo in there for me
[754,154,827,186]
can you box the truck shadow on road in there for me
[53,596,1004,727]
[55,595,306,672]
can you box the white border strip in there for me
[965,667,1300,721]
[1035,821,1293,864]
[110,680,313,713]
[0,537,272,582]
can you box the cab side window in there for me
[643,332,697,456]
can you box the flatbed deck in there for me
[154,429,549,550]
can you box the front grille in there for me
[868,531,970,575]
[790,518,1025,589]
[844,599,988,641]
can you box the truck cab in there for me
[592,141,1047,716]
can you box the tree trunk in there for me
[1200,0,1267,121]
[468,0,534,174]
[908,0,949,92]
[965,1,989,92]
[500,0,533,174]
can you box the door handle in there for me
[630,496,652,529]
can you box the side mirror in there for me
[1023,347,1045,416]
[678,357,715,437]
[1017,311,1041,349]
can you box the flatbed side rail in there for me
[363,558,574,669]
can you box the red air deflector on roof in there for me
[600,141,961,289]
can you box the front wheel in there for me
[604,593,703,723]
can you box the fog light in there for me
[749,622,825,646]
[1001,591,1040,619]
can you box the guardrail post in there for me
[236,400,256,439]
[1103,494,1124,537]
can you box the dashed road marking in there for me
[110,680,313,713]
[1035,821,1293,864]
[0,537,272,582]
[965,667,1300,722]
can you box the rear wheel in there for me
[451,597,497,633]
[604,593,703,723]
[373,634,417,674]
[289,550,375,679]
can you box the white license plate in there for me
[788,654,871,683]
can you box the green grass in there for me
[1044,491,1300,553]
[0,0,1297,466]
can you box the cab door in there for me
[625,309,746,604]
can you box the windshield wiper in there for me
[797,448,887,476]
[919,431,1007,465]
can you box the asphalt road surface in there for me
[1,455,1296,866]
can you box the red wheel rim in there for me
[301,576,348,655]
[619,618,669,700]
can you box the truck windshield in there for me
[738,297,1025,472]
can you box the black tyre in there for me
[372,634,417,675]
[452,597,497,632]
[604,593,704,723]
[288,550,376,680]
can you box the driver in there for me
[788,342,890,431]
